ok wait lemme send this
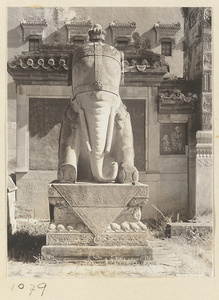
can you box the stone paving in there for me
[8,238,212,278]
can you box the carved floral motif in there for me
[204,8,212,28]
[160,124,186,155]
[202,94,212,113]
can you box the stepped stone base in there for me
[41,245,153,261]
[41,182,152,261]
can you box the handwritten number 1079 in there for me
[12,283,47,296]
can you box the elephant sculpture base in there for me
[41,182,153,262]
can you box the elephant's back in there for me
[72,43,122,97]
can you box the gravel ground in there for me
[7,235,213,278]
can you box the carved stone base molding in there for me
[42,182,152,261]
[195,130,213,223]
[46,232,149,246]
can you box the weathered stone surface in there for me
[49,183,148,207]
[29,98,69,170]
[41,245,153,260]
[49,183,149,236]
[166,222,213,237]
[16,171,56,219]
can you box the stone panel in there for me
[159,156,187,174]
[158,180,188,221]
[16,171,56,219]
[160,123,187,155]
[29,98,69,170]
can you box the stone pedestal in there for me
[41,182,152,261]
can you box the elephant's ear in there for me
[120,51,124,86]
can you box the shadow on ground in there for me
[8,231,46,263]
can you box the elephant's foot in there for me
[58,164,77,183]
[117,164,139,183]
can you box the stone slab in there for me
[41,245,153,261]
[166,222,213,237]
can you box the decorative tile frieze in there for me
[8,55,69,71]
[154,22,181,44]
[158,89,197,114]
[20,19,47,41]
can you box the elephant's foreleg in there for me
[115,105,139,183]
[57,106,80,183]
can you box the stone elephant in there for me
[57,24,139,184]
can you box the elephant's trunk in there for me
[79,102,118,183]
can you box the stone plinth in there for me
[41,182,152,261]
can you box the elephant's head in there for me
[71,24,124,183]
[72,91,121,183]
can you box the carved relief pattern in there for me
[51,184,148,208]
[49,184,148,236]
[202,94,212,113]
[196,158,212,168]
[47,232,148,246]
[160,124,186,155]
[204,53,212,70]
[98,233,148,246]
[47,233,93,246]
[203,35,212,52]
[189,8,199,29]
[202,113,212,130]
[204,8,212,28]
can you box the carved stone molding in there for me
[20,19,47,41]
[203,73,212,92]
[196,130,212,144]
[154,22,181,44]
[65,20,92,44]
[196,130,212,157]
